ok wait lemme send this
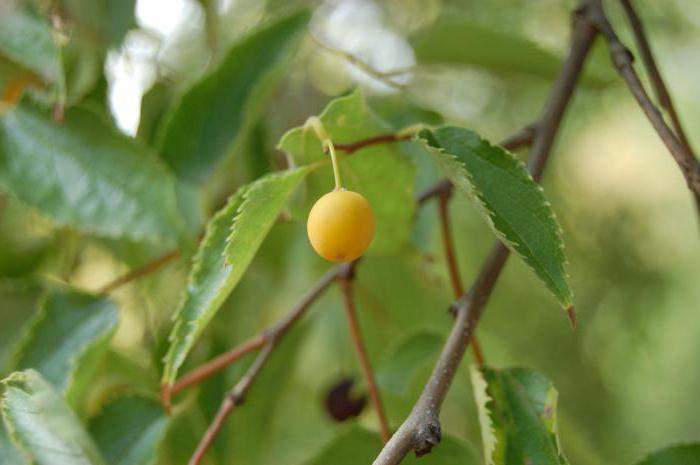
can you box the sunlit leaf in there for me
[278,90,416,254]
[159,9,311,182]
[1,370,106,465]
[0,103,188,245]
[417,127,572,309]
[471,366,568,465]
[162,167,312,385]
[0,7,62,87]
[9,289,118,402]
[90,395,169,465]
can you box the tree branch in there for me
[618,0,692,152]
[309,34,410,91]
[587,0,700,202]
[98,249,181,294]
[171,123,536,409]
[186,262,352,465]
[338,263,392,443]
[617,0,700,218]
[372,8,597,464]
[437,188,485,366]
[169,335,266,397]
[335,133,413,154]
[182,74,538,465]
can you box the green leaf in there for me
[417,126,572,309]
[90,395,169,465]
[0,103,187,245]
[303,425,478,465]
[1,370,107,465]
[376,331,442,395]
[58,0,136,48]
[0,7,63,86]
[471,366,568,465]
[410,19,612,86]
[159,9,311,182]
[9,289,118,400]
[278,90,416,254]
[162,166,312,385]
[635,443,700,465]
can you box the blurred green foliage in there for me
[1,0,700,464]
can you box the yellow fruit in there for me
[307,190,375,262]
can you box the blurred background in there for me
[1,0,699,464]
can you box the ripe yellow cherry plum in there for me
[307,190,375,262]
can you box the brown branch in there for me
[335,133,413,154]
[372,7,596,463]
[587,1,700,201]
[189,344,274,465]
[175,124,537,404]
[186,262,352,465]
[338,264,392,443]
[182,64,539,465]
[98,249,181,294]
[170,334,266,397]
[437,188,485,366]
[618,0,692,151]
[616,0,700,217]
[310,34,408,90]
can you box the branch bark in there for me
[338,264,392,443]
[186,262,351,465]
[372,7,597,464]
[587,0,700,203]
[437,188,485,366]
[616,0,700,217]
[618,0,692,151]
[182,125,536,463]
[98,249,181,294]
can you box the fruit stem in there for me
[325,139,342,190]
[305,116,343,189]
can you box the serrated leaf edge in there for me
[415,130,573,308]
[162,166,314,385]
[161,186,248,385]
[470,365,497,465]
[223,166,314,260]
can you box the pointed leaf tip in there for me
[567,306,577,330]
[416,126,573,312]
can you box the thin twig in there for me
[335,133,413,154]
[618,0,692,151]
[310,34,410,90]
[186,263,352,465]
[98,249,181,294]
[587,1,700,199]
[338,264,392,443]
[372,8,596,463]
[437,189,485,367]
[189,344,274,465]
[173,123,536,407]
[170,335,266,396]
[183,84,538,464]
[616,0,700,218]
